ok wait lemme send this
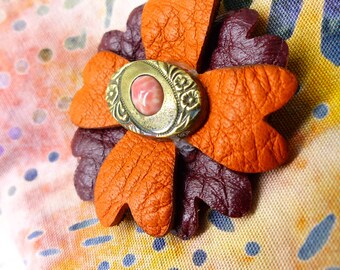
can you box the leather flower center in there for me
[106,60,208,139]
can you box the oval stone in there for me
[131,75,164,116]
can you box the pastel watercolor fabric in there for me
[0,0,339,269]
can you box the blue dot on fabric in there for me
[64,32,87,50]
[0,145,4,156]
[15,59,29,74]
[69,218,98,231]
[37,5,49,15]
[267,0,303,39]
[24,168,38,181]
[104,0,114,28]
[27,230,44,240]
[298,214,336,261]
[245,241,261,256]
[48,151,60,162]
[169,268,179,270]
[0,72,11,89]
[136,226,144,233]
[39,248,60,256]
[98,261,110,270]
[321,0,340,66]
[83,236,112,247]
[313,103,329,119]
[123,254,136,267]
[8,186,16,196]
[192,249,207,267]
[64,0,82,9]
[208,210,234,232]
[13,19,26,31]
[9,127,22,140]
[152,238,166,251]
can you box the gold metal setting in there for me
[106,60,207,139]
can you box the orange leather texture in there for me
[69,51,128,128]
[94,131,176,237]
[188,65,298,173]
[141,0,220,70]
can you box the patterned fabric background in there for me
[0,0,339,269]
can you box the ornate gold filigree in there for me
[106,60,207,139]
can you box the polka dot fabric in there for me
[0,0,339,269]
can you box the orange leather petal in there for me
[94,131,176,237]
[69,51,129,128]
[141,0,220,70]
[188,65,298,173]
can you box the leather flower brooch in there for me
[70,0,298,238]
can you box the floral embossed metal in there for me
[106,60,207,139]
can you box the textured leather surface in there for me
[98,5,146,61]
[141,0,220,70]
[209,9,288,69]
[69,51,128,128]
[71,127,126,200]
[94,131,176,237]
[174,144,251,239]
[188,65,298,173]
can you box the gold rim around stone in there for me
[106,60,208,140]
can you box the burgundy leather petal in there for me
[71,127,126,200]
[209,9,288,69]
[98,5,146,61]
[173,142,252,239]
